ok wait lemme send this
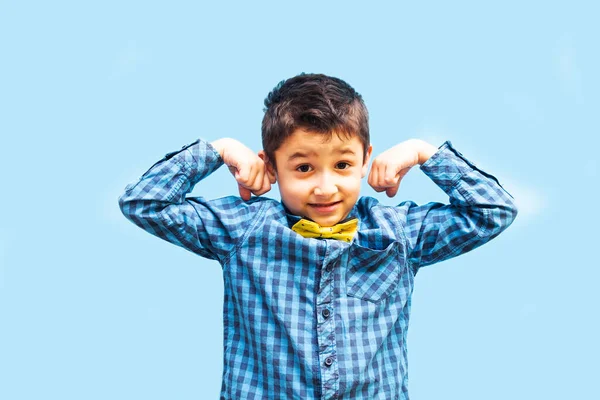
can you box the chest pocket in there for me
[345,241,403,304]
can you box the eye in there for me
[336,162,350,170]
[296,164,312,173]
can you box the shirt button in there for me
[325,264,333,272]
[324,357,334,367]
[322,308,331,319]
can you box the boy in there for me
[119,73,517,399]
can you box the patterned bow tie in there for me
[291,218,358,242]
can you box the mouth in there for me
[308,201,342,213]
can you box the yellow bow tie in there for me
[291,218,358,242]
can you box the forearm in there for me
[118,139,265,261]
[405,141,518,269]
[118,139,223,227]
[421,141,518,238]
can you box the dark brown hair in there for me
[261,73,370,166]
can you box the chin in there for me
[312,216,344,227]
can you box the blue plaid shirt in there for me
[119,139,517,399]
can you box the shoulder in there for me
[355,196,400,231]
[246,196,286,222]
[187,195,285,242]
[355,196,422,241]
[190,195,282,218]
[355,196,412,225]
[353,197,404,249]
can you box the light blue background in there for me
[1,1,598,399]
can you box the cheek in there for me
[279,178,307,201]
[341,175,362,193]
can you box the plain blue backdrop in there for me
[1,1,598,399]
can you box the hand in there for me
[211,138,276,201]
[368,139,436,197]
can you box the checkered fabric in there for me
[119,139,517,399]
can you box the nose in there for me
[313,172,338,197]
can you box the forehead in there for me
[276,129,364,159]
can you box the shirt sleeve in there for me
[118,139,265,263]
[401,141,518,272]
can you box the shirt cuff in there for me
[420,140,504,193]
[162,138,224,185]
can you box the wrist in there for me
[414,139,437,165]
[210,138,236,159]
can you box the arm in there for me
[369,139,518,270]
[118,138,273,262]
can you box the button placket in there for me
[316,242,339,399]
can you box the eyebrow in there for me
[335,148,357,156]
[287,151,313,161]
[286,148,357,162]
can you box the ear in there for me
[361,145,373,178]
[258,150,277,184]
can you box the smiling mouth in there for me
[308,201,342,211]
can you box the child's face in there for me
[269,129,372,227]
